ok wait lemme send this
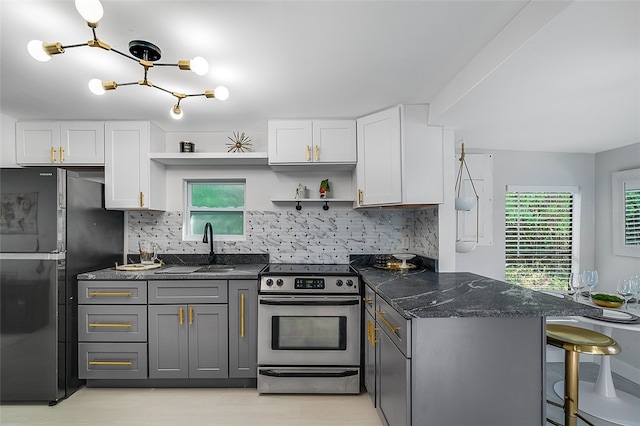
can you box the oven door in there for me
[257,294,360,366]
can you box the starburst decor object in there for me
[226,132,253,152]
[27,0,229,120]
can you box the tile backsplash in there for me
[128,208,438,264]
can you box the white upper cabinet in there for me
[104,121,166,211]
[356,104,444,207]
[16,121,105,165]
[268,120,356,166]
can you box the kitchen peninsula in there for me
[357,261,601,426]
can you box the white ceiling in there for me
[1,0,638,154]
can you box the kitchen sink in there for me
[193,265,235,273]
[154,265,235,274]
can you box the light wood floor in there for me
[1,363,638,425]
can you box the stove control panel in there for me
[260,275,359,293]
[295,278,325,290]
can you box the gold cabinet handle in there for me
[189,306,194,325]
[363,296,373,307]
[315,145,319,161]
[59,146,65,162]
[358,189,363,206]
[179,307,184,325]
[89,323,133,328]
[89,360,133,366]
[376,310,400,334]
[368,319,378,347]
[50,146,57,163]
[305,145,311,161]
[139,192,144,208]
[88,291,133,297]
[240,293,245,338]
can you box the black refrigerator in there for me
[0,167,124,403]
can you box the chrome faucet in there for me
[202,222,215,264]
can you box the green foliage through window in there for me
[185,180,245,239]
[505,190,576,291]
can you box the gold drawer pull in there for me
[89,323,133,328]
[367,320,378,347]
[179,307,184,325]
[189,306,194,325]
[50,147,57,163]
[88,291,133,297]
[376,310,400,334]
[315,145,319,161]
[59,146,65,162]
[306,145,311,161]
[240,293,245,338]
[363,296,373,306]
[89,360,133,366]
[358,189,363,205]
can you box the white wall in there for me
[0,113,18,167]
[595,142,640,378]
[454,149,596,280]
[595,142,640,292]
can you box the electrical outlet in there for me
[402,236,410,249]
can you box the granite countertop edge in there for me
[357,265,602,320]
[77,263,267,281]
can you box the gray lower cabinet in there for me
[228,280,258,378]
[79,278,259,384]
[375,295,411,426]
[148,304,228,379]
[363,285,376,405]
[148,280,229,379]
[365,282,545,426]
[77,281,148,379]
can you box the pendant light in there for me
[455,141,480,253]
[27,0,229,120]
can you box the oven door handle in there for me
[259,299,359,306]
[258,369,359,378]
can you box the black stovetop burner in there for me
[261,263,357,276]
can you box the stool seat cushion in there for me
[546,324,620,356]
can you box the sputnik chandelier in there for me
[27,0,229,120]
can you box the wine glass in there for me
[617,278,635,311]
[568,273,584,301]
[581,270,599,296]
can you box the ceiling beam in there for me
[428,0,573,124]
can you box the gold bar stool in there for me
[545,324,621,426]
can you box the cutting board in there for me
[115,262,163,271]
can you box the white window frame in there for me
[182,179,246,242]
[504,185,581,290]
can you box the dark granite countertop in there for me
[77,263,266,281]
[357,265,602,320]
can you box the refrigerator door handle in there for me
[0,252,66,260]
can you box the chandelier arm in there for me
[110,47,142,63]
[61,42,90,49]
[148,84,174,96]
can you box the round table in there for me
[553,303,640,426]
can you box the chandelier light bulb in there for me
[75,0,104,24]
[214,86,229,101]
[88,79,105,95]
[27,40,51,62]
[170,104,183,120]
[190,57,209,76]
